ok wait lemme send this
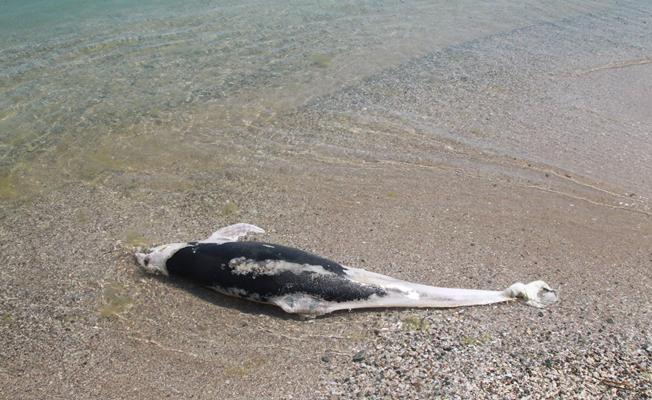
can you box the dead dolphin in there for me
[135,223,557,316]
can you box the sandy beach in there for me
[1,142,651,398]
[1,1,651,398]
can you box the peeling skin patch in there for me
[169,241,348,276]
[345,267,421,299]
[228,257,335,277]
[210,285,262,302]
[271,293,328,315]
[390,286,421,300]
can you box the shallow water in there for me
[1,0,651,202]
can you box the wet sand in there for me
[2,1,652,399]
[1,135,651,398]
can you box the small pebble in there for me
[352,350,366,362]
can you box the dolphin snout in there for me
[134,252,147,268]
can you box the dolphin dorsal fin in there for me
[199,223,265,244]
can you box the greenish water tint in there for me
[1,0,651,200]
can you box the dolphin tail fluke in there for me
[502,280,558,308]
[331,267,558,313]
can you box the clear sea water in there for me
[1,0,651,200]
